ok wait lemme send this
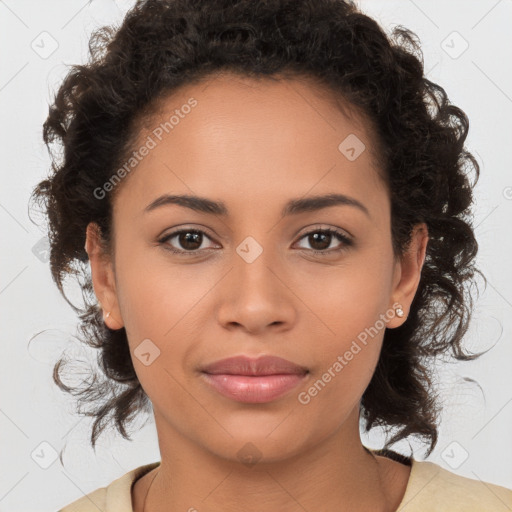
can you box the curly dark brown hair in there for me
[30,0,483,455]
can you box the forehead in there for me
[113,72,388,220]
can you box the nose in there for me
[215,244,297,335]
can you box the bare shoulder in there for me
[374,454,412,511]
[131,466,158,512]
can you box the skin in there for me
[85,72,428,512]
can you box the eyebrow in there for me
[144,193,370,218]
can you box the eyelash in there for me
[158,227,353,257]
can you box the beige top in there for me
[58,457,512,511]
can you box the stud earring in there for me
[395,306,404,318]
[105,311,111,319]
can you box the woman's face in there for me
[87,72,426,463]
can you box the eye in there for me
[158,228,218,256]
[295,227,353,255]
[158,226,353,257]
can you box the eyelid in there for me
[294,227,353,253]
[295,223,354,241]
[158,226,219,252]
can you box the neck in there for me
[135,407,409,512]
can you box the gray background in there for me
[1,0,511,510]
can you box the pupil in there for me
[180,231,202,250]
[310,232,330,250]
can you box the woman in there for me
[31,0,512,510]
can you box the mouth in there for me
[200,355,309,404]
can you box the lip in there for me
[201,355,308,376]
[200,355,309,403]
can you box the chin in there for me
[195,421,318,466]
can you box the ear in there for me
[387,223,428,328]
[84,222,124,330]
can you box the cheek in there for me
[114,262,206,413]
[112,245,209,390]
[296,297,386,431]
[295,348,380,442]
[114,240,212,337]
[301,248,395,346]
[296,248,394,410]
[114,231,393,408]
